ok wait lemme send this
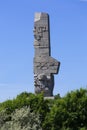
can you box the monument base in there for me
[44,96,54,100]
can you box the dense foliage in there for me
[0,107,42,130]
[0,88,87,130]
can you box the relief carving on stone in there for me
[33,13,60,97]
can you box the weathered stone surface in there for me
[33,12,60,96]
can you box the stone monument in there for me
[33,12,60,97]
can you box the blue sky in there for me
[0,0,87,102]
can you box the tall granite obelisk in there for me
[33,12,60,96]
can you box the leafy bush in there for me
[0,88,87,130]
[0,107,42,130]
[43,88,87,130]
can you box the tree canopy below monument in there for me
[0,88,87,130]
